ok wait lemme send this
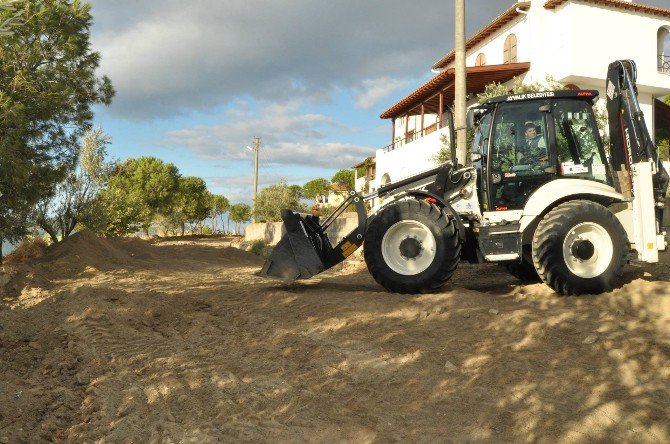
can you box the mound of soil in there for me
[0,234,668,442]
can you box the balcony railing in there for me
[381,117,450,152]
[659,54,670,75]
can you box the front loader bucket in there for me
[258,192,369,283]
[258,209,325,282]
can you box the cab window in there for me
[552,100,608,183]
[490,101,550,175]
[488,101,553,210]
[472,109,493,156]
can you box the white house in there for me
[360,0,670,194]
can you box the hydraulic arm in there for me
[606,60,669,221]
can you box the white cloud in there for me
[354,77,411,109]
[163,100,374,168]
[88,0,505,119]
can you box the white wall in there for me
[529,1,670,96]
[373,126,450,190]
[465,16,530,67]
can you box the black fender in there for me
[404,190,467,243]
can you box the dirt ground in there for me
[0,231,669,443]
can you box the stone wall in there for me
[245,212,361,246]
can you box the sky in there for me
[87,0,670,204]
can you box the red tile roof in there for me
[544,0,670,18]
[432,2,531,70]
[380,62,531,119]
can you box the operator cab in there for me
[469,90,609,212]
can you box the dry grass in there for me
[4,237,49,264]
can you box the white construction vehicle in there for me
[260,60,669,295]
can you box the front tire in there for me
[364,200,461,294]
[531,200,628,295]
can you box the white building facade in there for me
[364,0,670,194]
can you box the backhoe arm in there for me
[606,60,669,221]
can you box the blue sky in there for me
[87,0,670,204]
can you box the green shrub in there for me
[250,240,267,256]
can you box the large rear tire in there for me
[364,200,461,294]
[531,200,628,295]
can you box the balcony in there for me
[381,119,449,153]
[659,55,670,75]
[374,125,452,191]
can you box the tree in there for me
[33,128,112,244]
[101,157,179,236]
[331,169,354,191]
[254,180,305,222]
[229,203,252,235]
[175,176,211,234]
[209,194,230,233]
[302,178,330,201]
[0,0,114,259]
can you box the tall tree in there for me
[175,176,211,234]
[101,157,179,236]
[254,181,305,222]
[331,169,354,191]
[229,203,252,235]
[33,128,112,243]
[209,194,229,233]
[0,0,114,258]
[302,178,330,202]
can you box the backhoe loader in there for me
[259,60,669,295]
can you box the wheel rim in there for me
[562,222,613,278]
[381,220,436,275]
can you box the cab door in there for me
[486,100,556,212]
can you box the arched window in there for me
[659,26,670,74]
[503,34,517,64]
[475,52,486,66]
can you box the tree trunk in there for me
[143,226,149,237]
[63,217,78,240]
[0,239,3,265]
[180,222,185,236]
[44,226,59,245]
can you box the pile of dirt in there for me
[0,235,667,442]
[1,231,153,303]
[1,231,264,305]
[49,230,147,268]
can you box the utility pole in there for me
[454,0,467,165]
[245,137,261,222]
[252,136,260,222]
